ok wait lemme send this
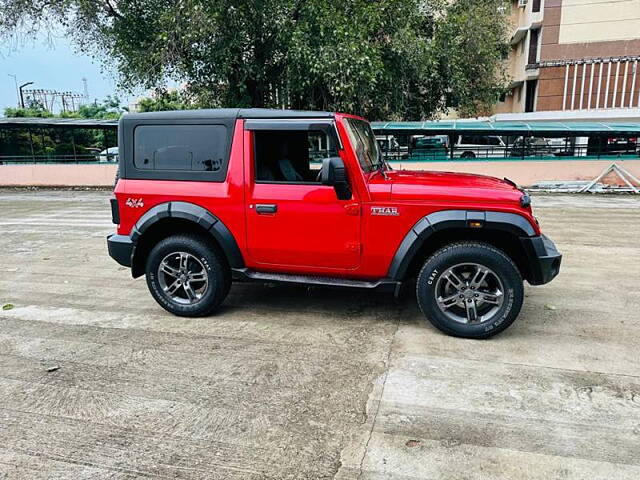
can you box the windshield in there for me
[343,118,382,173]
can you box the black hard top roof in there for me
[122,108,334,122]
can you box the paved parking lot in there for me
[0,190,639,479]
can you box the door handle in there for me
[256,204,277,214]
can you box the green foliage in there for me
[4,103,53,118]
[76,95,127,119]
[3,96,126,120]
[0,0,510,119]
[137,89,193,112]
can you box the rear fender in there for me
[130,201,243,277]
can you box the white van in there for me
[452,135,506,159]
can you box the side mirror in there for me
[321,157,352,200]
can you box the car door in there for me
[244,120,361,270]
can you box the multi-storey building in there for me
[497,0,640,114]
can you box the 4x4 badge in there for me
[371,206,399,216]
[126,198,144,208]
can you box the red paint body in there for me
[114,114,539,280]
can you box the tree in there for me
[0,0,510,119]
[75,95,127,119]
[137,89,193,112]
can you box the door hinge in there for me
[344,203,360,216]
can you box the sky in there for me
[0,32,138,114]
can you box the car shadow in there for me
[219,281,419,319]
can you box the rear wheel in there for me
[145,234,230,316]
[461,151,476,159]
[416,242,523,339]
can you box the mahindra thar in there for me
[107,109,561,338]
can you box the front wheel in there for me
[145,234,231,317]
[416,242,523,339]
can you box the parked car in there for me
[509,137,553,157]
[108,109,561,339]
[99,147,119,163]
[376,135,406,160]
[452,135,506,159]
[587,136,638,157]
[407,135,448,161]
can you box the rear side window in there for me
[132,124,229,180]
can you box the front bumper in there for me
[520,234,562,285]
[107,234,134,267]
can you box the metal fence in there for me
[0,153,118,165]
[376,135,640,163]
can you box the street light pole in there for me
[8,74,19,107]
[19,82,34,109]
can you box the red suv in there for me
[108,109,561,338]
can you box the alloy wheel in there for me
[157,251,209,305]
[434,262,504,324]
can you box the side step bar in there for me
[232,268,400,291]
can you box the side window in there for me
[487,136,502,146]
[254,130,337,183]
[134,125,227,173]
[460,135,475,145]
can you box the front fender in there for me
[387,210,536,281]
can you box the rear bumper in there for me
[107,234,134,267]
[520,234,562,285]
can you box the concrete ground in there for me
[0,190,638,480]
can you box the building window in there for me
[528,28,540,65]
[532,0,541,13]
[525,79,538,112]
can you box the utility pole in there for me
[82,77,89,105]
[19,82,34,108]
[8,74,19,107]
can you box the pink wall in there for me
[1,164,118,187]
[395,159,640,186]
[1,160,639,187]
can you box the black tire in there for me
[461,151,476,158]
[416,242,523,339]
[145,234,231,317]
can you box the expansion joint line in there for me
[357,316,401,479]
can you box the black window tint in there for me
[134,125,227,172]
[487,137,501,146]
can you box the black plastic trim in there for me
[519,234,562,285]
[232,268,400,292]
[107,234,133,267]
[387,209,537,280]
[244,119,335,130]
